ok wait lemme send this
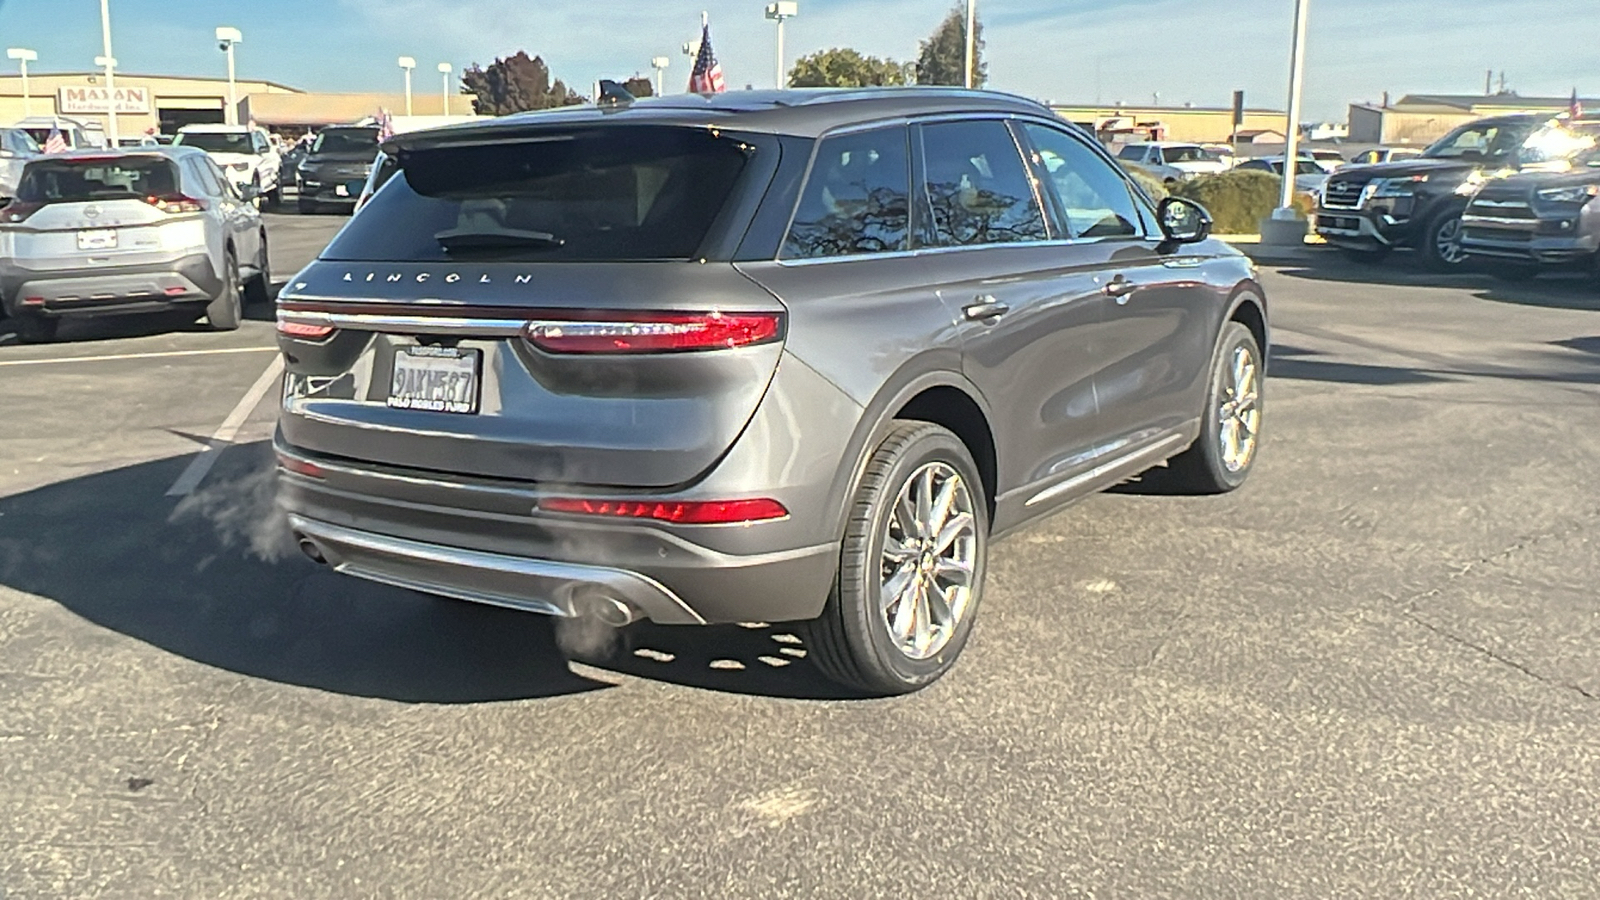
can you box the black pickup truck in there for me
[1461,139,1600,281]
[1315,114,1593,271]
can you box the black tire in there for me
[801,422,989,696]
[206,251,243,331]
[16,314,59,344]
[1339,246,1390,265]
[244,233,272,306]
[1419,208,1469,272]
[264,185,282,211]
[1147,321,1263,494]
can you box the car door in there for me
[1015,121,1217,462]
[907,118,1113,527]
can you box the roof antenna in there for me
[596,79,636,109]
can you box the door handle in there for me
[1102,274,1137,303]
[963,296,1010,322]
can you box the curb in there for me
[1217,235,1329,265]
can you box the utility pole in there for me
[964,0,976,89]
[398,57,416,116]
[98,0,120,145]
[1277,0,1310,213]
[216,28,242,126]
[7,49,37,118]
[437,63,452,115]
[765,3,798,90]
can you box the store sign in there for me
[56,86,152,115]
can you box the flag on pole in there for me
[1570,88,1584,120]
[376,109,395,142]
[43,123,68,154]
[688,16,726,94]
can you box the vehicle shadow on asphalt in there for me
[0,281,288,345]
[1273,254,1600,311]
[0,440,860,703]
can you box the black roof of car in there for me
[387,88,1056,151]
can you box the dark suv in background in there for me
[1316,114,1593,270]
[296,125,380,214]
[274,89,1268,695]
[1462,133,1600,281]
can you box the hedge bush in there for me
[1167,170,1314,234]
[1124,165,1169,202]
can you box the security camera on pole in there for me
[437,62,452,115]
[216,27,242,126]
[398,56,417,116]
[7,48,37,117]
[98,0,120,145]
[764,2,797,90]
[650,56,670,96]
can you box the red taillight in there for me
[539,497,789,525]
[146,194,204,214]
[1,200,44,223]
[275,451,326,479]
[522,310,783,354]
[277,319,335,340]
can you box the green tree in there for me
[789,48,912,89]
[916,5,985,88]
[622,76,655,98]
[460,51,585,115]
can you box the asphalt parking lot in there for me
[2,216,1597,898]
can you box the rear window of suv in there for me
[311,128,379,155]
[16,156,180,203]
[321,126,753,263]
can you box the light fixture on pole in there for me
[964,0,976,89]
[98,0,120,145]
[216,27,242,126]
[6,48,37,118]
[650,57,670,97]
[397,56,417,116]
[437,62,452,115]
[1261,0,1312,246]
[764,2,798,90]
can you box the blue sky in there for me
[0,0,1594,121]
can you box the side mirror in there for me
[1156,196,1212,244]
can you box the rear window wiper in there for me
[434,225,565,253]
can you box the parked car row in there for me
[1314,113,1599,276]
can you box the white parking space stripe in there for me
[165,356,286,497]
[0,346,279,368]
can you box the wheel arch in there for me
[1225,281,1269,368]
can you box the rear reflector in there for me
[539,497,789,525]
[522,310,782,354]
[22,296,45,306]
[164,286,187,296]
[275,451,326,480]
[277,320,335,339]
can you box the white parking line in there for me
[0,346,279,368]
[165,356,286,497]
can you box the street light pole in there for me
[6,49,37,118]
[964,0,976,89]
[99,0,120,145]
[1278,0,1310,213]
[216,28,242,126]
[764,3,798,90]
[437,62,452,115]
[398,57,416,116]
[650,57,670,98]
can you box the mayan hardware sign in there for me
[56,85,153,115]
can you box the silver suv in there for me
[275,89,1269,694]
[0,146,270,342]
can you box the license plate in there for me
[388,346,481,414]
[77,229,117,250]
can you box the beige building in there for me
[0,71,298,136]
[1347,93,1595,145]
[1050,104,1288,145]
[241,92,475,131]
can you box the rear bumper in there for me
[0,252,221,318]
[274,440,840,625]
[297,182,362,205]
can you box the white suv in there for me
[172,124,282,208]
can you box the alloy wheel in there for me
[1435,218,1465,265]
[879,461,978,660]
[1218,344,1260,473]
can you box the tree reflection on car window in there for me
[917,120,1049,248]
[1020,123,1141,239]
[783,128,910,259]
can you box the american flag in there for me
[43,123,67,154]
[688,20,726,94]
[376,109,395,142]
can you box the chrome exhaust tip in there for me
[573,590,638,628]
[297,537,327,565]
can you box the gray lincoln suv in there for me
[275,88,1268,694]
